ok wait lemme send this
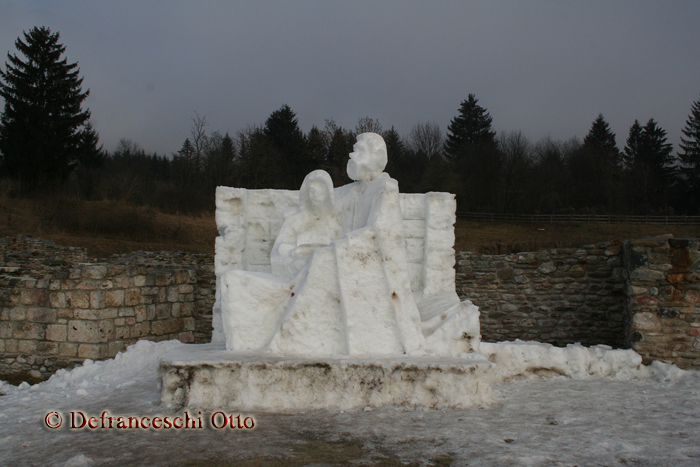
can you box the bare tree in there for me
[498,131,533,213]
[407,121,444,160]
[190,111,209,171]
[355,117,383,135]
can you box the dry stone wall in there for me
[3,235,700,380]
[456,242,626,348]
[0,237,207,381]
[624,238,700,369]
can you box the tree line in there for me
[2,27,700,215]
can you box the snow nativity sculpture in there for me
[160,133,493,411]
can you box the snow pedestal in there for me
[158,343,493,411]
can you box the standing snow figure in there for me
[271,170,343,280]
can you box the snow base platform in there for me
[158,343,494,411]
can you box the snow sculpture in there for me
[160,132,649,411]
[214,132,480,358]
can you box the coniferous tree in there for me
[577,114,622,211]
[306,126,328,173]
[264,104,308,189]
[623,120,644,170]
[641,119,675,210]
[323,119,353,186]
[204,132,236,189]
[444,94,497,158]
[622,120,644,210]
[531,137,567,213]
[383,127,405,182]
[679,95,700,211]
[444,94,500,211]
[623,119,675,212]
[0,27,101,187]
[236,125,279,189]
[383,126,427,193]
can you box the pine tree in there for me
[443,94,500,211]
[383,126,428,193]
[679,95,700,209]
[306,126,328,174]
[641,119,675,209]
[583,114,622,171]
[579,114,622,211]
[623,120,644,169]
[623,119,675,211]
[444,94,497,158]
[0,27,100,187]
[323,119,353,187]
[264,104,308,189]
[382,126,405,182]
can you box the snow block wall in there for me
[456,241,626,348]
[624,238,700,369]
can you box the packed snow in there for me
[1,339,698,466]
[215,133,481,360]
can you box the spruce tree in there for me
[0,27,101,187]
[444,94,497,158]
[443,94,500,211]
[306,126,328,176]
[679,95,700,208]
[264,104,308,189]
[623,120,644,169]
[579,114,622,211]
[641,119,675,209]
[323,119,353,187]
[623,119,675,211]
[583,114,622,171]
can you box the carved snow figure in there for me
[215,132,480,358]
[270,169,343,280]
[160,139,648,410]
[218,170,343,352]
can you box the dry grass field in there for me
[454,219,700,253]
[1,197,698,257]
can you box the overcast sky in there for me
[1,1,699,156]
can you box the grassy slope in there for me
[1,197,698,257]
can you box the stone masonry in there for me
[624,238,700,369]
[2,235,700,380]
[456,242,626,348]
[1,237,201,380]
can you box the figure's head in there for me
[300,169,335,214]
[347,132,387,182]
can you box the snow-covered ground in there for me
[1,340,698,467]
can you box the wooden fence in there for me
[456,212,700,225]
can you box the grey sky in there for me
[1,1,699,156]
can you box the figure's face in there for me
[347,139,374,182]
[308,180,328,209]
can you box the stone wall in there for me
[624,238,700,369]
[456,242,626,348]
[100,250,216,344]
[0,237,206,381]
[3,235,700,380]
